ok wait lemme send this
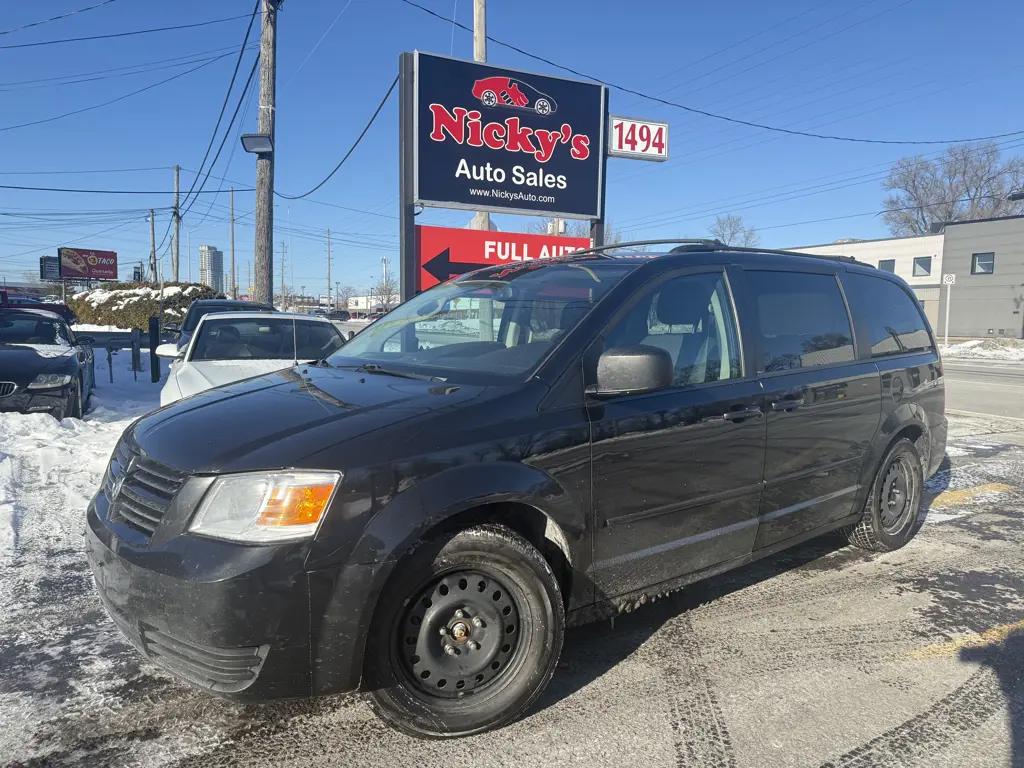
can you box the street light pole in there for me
[254,0,280,305]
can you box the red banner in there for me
[58,247,118,281]
[415,225,591,291]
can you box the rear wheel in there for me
[365,524,564,738]
[843,438,923,551]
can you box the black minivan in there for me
[86,243,945,737]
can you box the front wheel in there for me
[843,438,923,552]
[365,524,564,738]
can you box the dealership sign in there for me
[58,247,118,281]
[414,52,606,219]
[609,116,669,161]
[415,225,591,291]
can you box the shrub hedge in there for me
[68,282,223,330]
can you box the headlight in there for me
[189,471,341,543]
[27,373,73,390]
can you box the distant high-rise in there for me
[198,245,224,293]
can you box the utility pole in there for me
[149,209,156,283]
[247,262,251,299]
[335,280,340,310]
[254,0,280,305]
[280,241,286,307]
[326,229,332,309]
[229,187,237,298]
[172,164,180,281]
[470,0,489,233]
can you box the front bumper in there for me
[86,487,385,701]
[0,385,69,415]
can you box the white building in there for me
[791,215,1024,339]
[198,245,224,293]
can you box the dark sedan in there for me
[169,299,276,351]
[0,308,95,420]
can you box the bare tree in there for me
[882,142,1024,236]
[334,284,357,309]
[709,214,760,246]
[519,216,645,249]
[369,260,400,311]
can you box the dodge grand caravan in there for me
[86,242,946,738]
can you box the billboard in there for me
[58,247,118,281]
[415,225,591,291]
[39,255,60,281]
[414,52,606,219]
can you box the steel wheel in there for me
[879,455,916,533]
[481,90,497,107]
[399,570,521,698]
[535,99,551,115]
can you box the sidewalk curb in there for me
[947,409,1024,424]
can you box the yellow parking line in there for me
[911,619,1024,659]
[928,483,1013,509]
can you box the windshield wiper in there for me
[344,363,444,382]
[303,358,333,368]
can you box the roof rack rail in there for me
[565,238,862,264]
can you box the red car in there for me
[471,76,557,115]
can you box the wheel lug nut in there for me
[439,627,448,636]
[445,645,457,656]
[472,617,483,628]
[454,609,465,619]
[468,641,479,650]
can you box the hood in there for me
[130,365,488,472]
[185,359,295,389]
[0,344,77,385]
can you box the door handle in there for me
[703,405,762,423]
[771,396,805,412]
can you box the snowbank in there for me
[941,338,1024,361]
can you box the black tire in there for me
[365,524,564,738]
[50,380,81,421]
[843,438,923,552]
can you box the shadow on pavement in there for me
[535,532,852,713]
[960,628,1024,768]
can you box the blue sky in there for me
[0,0,1022,295]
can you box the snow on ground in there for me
[0,350,183,764]
[941,337,1024,361]
[72,323,133,333]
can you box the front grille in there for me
[0,382,15,398]
[105,439,187,539]
[141,624,268,693]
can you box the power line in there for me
[0,13,250,50]
[0,46,258,92]
[0,183,253,194]
[179,0,261,213]
[180,56,260,220]
[278,75,399,200]
[0,167,168,176]
[0,52,239,133]
[0,0,118,36]
[397,0,1024,147]
[283,0,356,90]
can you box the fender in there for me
[349,460,584,566]
[307,460,585,695]
[852,400,930,513]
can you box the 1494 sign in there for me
[609,116,669,161]
[414,52,606,219]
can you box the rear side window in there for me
[843,273,933,358]
[750,271,854,372]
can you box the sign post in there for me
[943,273,955,347]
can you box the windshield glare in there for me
[191,318,343,361]
[327,262,634,380]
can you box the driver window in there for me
[604,272,742,386]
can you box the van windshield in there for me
[326,261,635,381]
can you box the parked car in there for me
[0,308,95,420]
[1,290,77,325]
[326,309,350,321]
[155,312,347,407]
[168,299,275,351]
[86,242,945,738]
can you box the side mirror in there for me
[155,343,183,359]
[76,335,95,345]
[592,345,673,397]
[163,322,180,332]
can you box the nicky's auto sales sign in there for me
[414,52,606,219]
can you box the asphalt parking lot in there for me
[2,409,1024,767]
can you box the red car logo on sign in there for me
[472,76,557,116]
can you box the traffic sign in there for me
[943,273,956,285]
[609,116,669,161]
[415,225,591,292]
